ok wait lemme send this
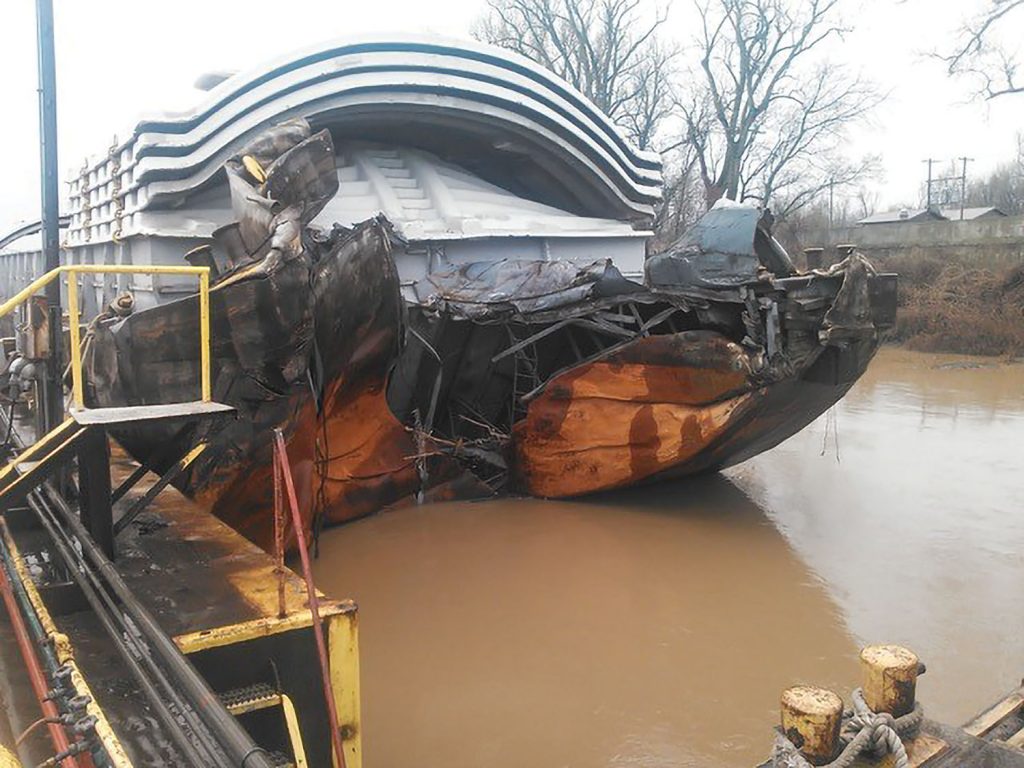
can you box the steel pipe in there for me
[0,546,83,767]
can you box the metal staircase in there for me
[0,264,293,767]
[0,263,232,560]
[220,683,309,768]
[0,417,87,504]
[0,405,232,498]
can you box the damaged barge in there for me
[0,35,896,550]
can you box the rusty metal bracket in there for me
[110,422,195,505]
[112,441,208,537]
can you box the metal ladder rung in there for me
[221,683,282,716]
[219,684,308,768]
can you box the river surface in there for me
[312,347,1024,768]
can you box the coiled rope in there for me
[772,688,923,768]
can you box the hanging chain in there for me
[108,136,125,244]
[77,159,92,244]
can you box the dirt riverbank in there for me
[874,253,1024,356]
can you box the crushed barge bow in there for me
[408,203,895,497]
[78,123,895,550]
[0,34,890,550]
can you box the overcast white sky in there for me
[1,0,1022,233]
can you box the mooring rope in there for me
[772,688,923,768]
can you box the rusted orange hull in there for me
[193,382,421,550]
[514,331,757,496]
[82,122,893,553]
[515,388,757,497]
[85,210,428,552]
[514,331,878,497]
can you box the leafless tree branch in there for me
[937,0,1024,99]
[473,0,676,150]
[680,0,878,213]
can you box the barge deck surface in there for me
[921,718,1024,767]
[756,692,1024,767]
[754,719,1024,768]
[1,423,356,766]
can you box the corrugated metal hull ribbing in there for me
[65,35,662,247]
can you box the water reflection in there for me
[313,347,1024,766]
[731,348,1024,727]
[314,476,857,767]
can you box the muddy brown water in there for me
[313,347,1024,767]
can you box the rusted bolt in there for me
[780,685,843,765]
[860,644,921,717]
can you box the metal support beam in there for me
[0,419,87,509]
[35,0,64,433]
[77,427,113,559]
[113,441,207,537]
[111,422,194,505]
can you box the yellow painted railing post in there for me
[279,694,309,768]
[327,610,361,768]
[0,264,213,413]
[66,269,85,409]
[199,268,211,402]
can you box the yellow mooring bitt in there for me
[779,644,927,766]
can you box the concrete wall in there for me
[804,215,1024,267]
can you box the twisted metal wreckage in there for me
[1,37,896,551]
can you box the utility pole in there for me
[827,177,836,228]
[35,0,64,431]
[958,156,974,220]
[923,158,939,209]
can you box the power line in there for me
[922,158,940,208]
[958,156,975,220]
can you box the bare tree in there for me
[652,145,705,247]
[965,132,1024,213]
[473,0,675,150]
[680,0,880,212]
[855,186,880,220]
[940,0,1024,99]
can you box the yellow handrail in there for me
[0,265,211,409]
[279,694,309,768]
